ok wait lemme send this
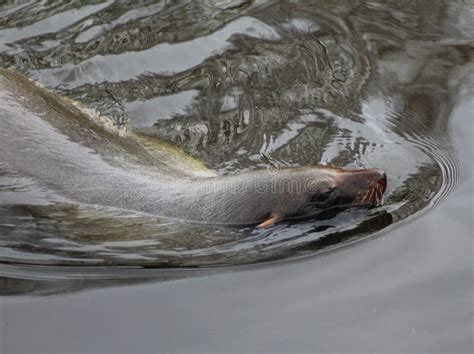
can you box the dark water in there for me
[0,1,472,352]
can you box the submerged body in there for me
[0,68,386,227]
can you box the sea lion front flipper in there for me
[256,211,284,228]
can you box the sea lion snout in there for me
[359,168,386,188]
[359,168,387,195]
[342,168,387,206]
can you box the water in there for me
[0,1,472,352]
[0,0,469,269]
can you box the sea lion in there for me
[0,68,386,227]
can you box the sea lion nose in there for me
[375,170,387,191]
[371,168,386,181]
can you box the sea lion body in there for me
[0,68,386,227]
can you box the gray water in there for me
[0,0,473,352]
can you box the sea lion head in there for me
[303,166,387,213]
[255,166,387,227]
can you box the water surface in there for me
[0,0,470,273]
[0,0,473,352]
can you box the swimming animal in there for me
[0,68,386,227]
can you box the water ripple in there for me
[0,0,470,275]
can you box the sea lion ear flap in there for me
[256,211,284,228]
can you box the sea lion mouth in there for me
[360,178,387,207]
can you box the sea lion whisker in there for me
[372,187,378,204]
[361,190,369,204]
[367,189,376,205]
[378,190,383,203]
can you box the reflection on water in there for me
[0,0,472,293]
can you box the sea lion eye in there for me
[312,187,335,203]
